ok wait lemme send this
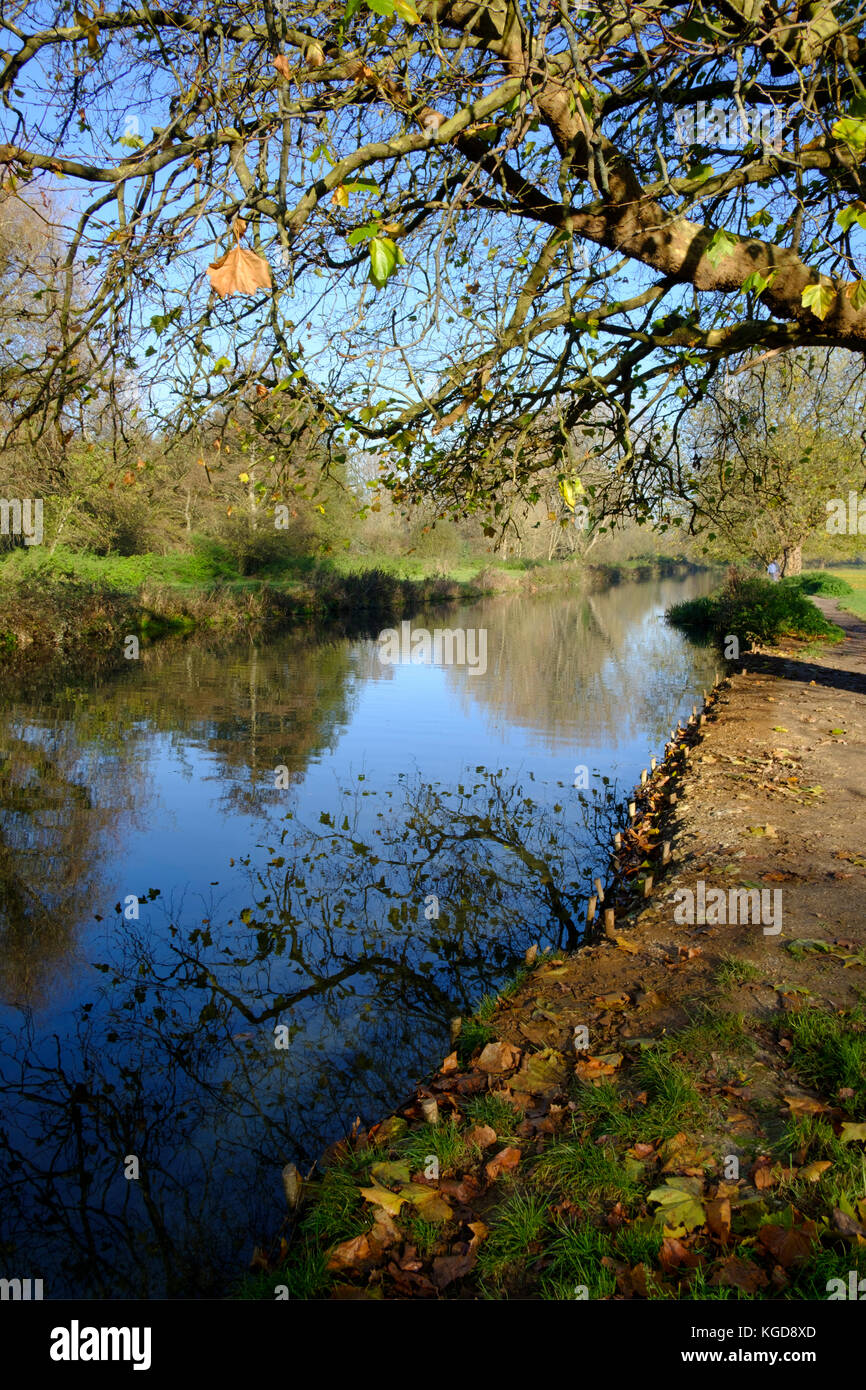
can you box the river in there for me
[0,573,717,1297]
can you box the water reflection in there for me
[0,576,717,1296]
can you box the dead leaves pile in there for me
[260,1032,587,1298]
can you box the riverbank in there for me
[244,601,866,1300]
[0,550,701,676]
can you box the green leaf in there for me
[801,282,834,320]
[832,116,866,153]
[848,279,866,311]
[648,1180,706,1235]
[368,235,401,287]
[685,163,713,183]
[839,1122,866,1143]
[705,228,738,269]
[392,0,421,21]
[741,271,771,294]
[343,178,380,194]
[836,202,866,233]
[365,0,395,15]
[347,221,381,246]
[747,209,773,230]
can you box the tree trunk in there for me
[781,545,802,576]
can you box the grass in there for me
[783,1006,866,1113]
[822,564,866,620]
[235,995,866,1302]
[715,954,763,989]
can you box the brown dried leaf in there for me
[711,1255,768,1293]
[484,1146,522,1181]
[326,1233,372,1271]
[272,54,291,80]
[207,245,272,298]
[659,1236,700,1271]
[431,1253,474,1289]
[783,1095,827,1116]
[466,1124,497,1149]
[757,1221,816,1268]
[799,1160,832,1182]
[705,1198,732,1243]
[476,1040,521,1074]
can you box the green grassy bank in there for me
[0,546,702,672]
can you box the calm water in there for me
[0,575,717,1297]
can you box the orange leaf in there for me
[207,245,272,297]
[326,1234,372,1271]
[484,1146,521,1181]
[272,54,291,81]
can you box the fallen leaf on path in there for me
[832,1207,866,1237]
[509,1046,570,1095]
[706,1198,731,1242]
[711,1255,768,1292]
[594,990,631,1009]
[431,1253,474,1289]
[783,1096,828,1116]
[438,1174,481,1204]
[839,1122,866,1143]
[484,1146,522,1181]
[326,1234,373,1271]
[401,1185,453,1222]
[648,1180,706,1234]
[477,1040,521,1074]
[799,1161,832,1181]
[659,1236,701,1271]
[360,1185,406,1216]
[466,1124,497,1149]
[757,1220,816,1268]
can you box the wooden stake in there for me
[662,841,671,865]
[628,801,636,819]
[640,768,648,786]
[586,895,597,925]
[650,756,657,772]
[594,877,605,902]
[642,874,653,898]
[614,832,622,849]
[603,907,615,937]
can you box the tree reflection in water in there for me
[0,771,618,1297]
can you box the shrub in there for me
[667,569,844,648]
[790,570,854,597]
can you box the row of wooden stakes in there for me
[584,673,724,940]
